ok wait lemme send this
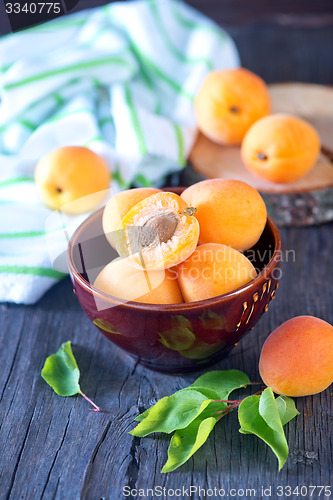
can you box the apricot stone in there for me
[181,179,267,251]
[177,243,257,302]
[35,146,110,214]
[194,68,270,145]
[259,316,333,397]
[241,114,321,183]
[116,192,200,270]
[103,188,161,247]
[94,257,183,304]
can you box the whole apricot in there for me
[194,68,270,145]
[181,179,267,251]
[94,257,183,304]
[103,188,161,247]
[259,316,333,397]
[177,243,257,302]
[35,146,110,214]
[116,192,200,270]
[241,114,321,184]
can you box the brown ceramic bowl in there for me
[67,188,281,373]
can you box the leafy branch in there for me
[130,370,299,472]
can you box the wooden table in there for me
[0,2,332,499]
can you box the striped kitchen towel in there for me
[0,0,239,304]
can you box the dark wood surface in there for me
[0,2,332,499]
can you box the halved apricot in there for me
[103,187,161,247]
[116,192,200,270]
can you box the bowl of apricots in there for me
[68,179,281,373]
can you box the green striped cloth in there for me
[0,0,239,304]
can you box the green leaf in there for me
[276,396,300,426]
[238,388,289,470]
[183,387,222,400]
[134,409,150,422]
[259,387,284,432]
[41,341,100,411]
[130,390,211,437]
[134,387,221,423]
[190,369,250,400]
[41,341,80,396]
[133,370,249,426]
[162,417,217,473]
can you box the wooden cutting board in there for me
[187,83,333,227]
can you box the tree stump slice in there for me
[188,83,333,227]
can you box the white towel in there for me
[0,0,240,304]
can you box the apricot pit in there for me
[116,192,200,270]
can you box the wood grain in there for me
[1,221,332,498]
[0,1,332,499]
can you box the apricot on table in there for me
[194,68,270,145]
[94,257,183,304]
[241,114,321,184]
[103,187,161,247]
[116,192,200,270]
[181,179,267,251]
[35,146,110,214]
[259,316,333,397]
[177,243,257,302]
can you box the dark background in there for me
[1,0,333,83]
[0,1,332,499]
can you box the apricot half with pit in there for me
[115,192,200,270]
[177,243,257,302]
[103,187,161,247]
[259,316,333,396]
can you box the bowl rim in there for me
[67,206,282,312]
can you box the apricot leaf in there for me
[276,395,300,425]
[238,388,289,470]
[162,416,217,473]
[41,341,100,411]
[131,371,299,473]
[190,369,250,399]
[134,387,221,423]
[130,390,211,437]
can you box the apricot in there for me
[241,114,321,184]
[35,146,110,214]
[181,179,267,251]
[116,192,200,270]
[259,316,333,397]
[194,68,270,145]
[177,243,257,302]
[103,187,161,247]
[94,257,183,304]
